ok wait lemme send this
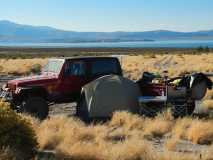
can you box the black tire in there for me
[22,97,49,120]
[171,101,195,118]
[76,94,90,122]
[187,101,195,115]
[139,103,164,117]
[171,105,188,118]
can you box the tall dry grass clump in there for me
[172,118,213,145]
[37,115,85,150]
[109,111,144,130]
[172,117,194,140]
[186,120,213,144]
[143,111,174,138]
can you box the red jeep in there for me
[0,57,122,119]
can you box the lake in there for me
[0,40,213,48]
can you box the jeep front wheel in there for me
[22,97,49,120]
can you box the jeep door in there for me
[59,60,88,101]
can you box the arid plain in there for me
[1,50,213,160]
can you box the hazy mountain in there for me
[0,20,213,43]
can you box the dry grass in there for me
[164,137,179,151]
[143,118,173,138]
[202,89,213,112]
[37,116,85,150]
[0,53,213,77]
[21,111,213,160]
[171,118,213,145]
[0,148,17,160]
[0,58,47,75]
[35,113,155,160]
[172,118,194,140]
[187,120,213,145]
[109,111,144,130]
[203,100,213,111]
[122,53,213,80]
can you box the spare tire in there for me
[22,97,49,120]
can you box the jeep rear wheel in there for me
[22,97,49,120]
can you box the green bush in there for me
[0,102,38,160]
[196,46,210,53]
[29,64,42,74]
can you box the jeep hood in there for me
[7,74,58,88]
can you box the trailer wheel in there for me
[22,97,49,120]
[139,103,164,117]
[171,101,195,118]
[171,105,187,118]
[76,94,90,122]
[187,101,195,115]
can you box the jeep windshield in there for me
[42,59,64,74]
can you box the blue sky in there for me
[0,0,213,32]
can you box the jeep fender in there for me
[17,86,48,100]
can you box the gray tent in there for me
[81,75,141,118]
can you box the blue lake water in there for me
[0,40,213,48]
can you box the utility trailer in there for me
[77,72,212,121]
[137,72,212,117]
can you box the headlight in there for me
[15,87,22,94]
[2,84,9,91]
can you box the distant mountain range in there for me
[0,20,213,43]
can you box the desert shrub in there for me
[29,63,42,74]
[196,46,203,52]
[143,114,173,138]
[172,118,193,140]
[186,120,213,145]
[110,111,144,130]
[37,116,85,150]
[0,148,15,160]
[196,46,210,53]
[0,102,38,160]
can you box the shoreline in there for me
[0,47,211,58]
